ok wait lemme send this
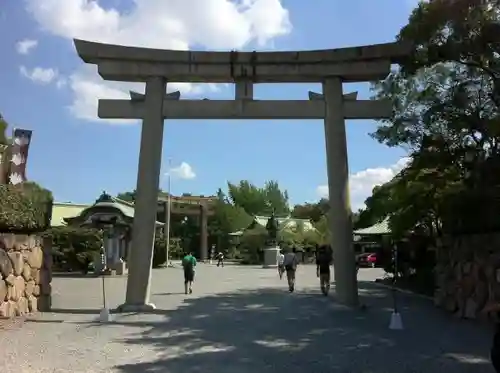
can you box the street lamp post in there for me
[165,158,172,267]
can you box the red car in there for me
[356,252,378,268]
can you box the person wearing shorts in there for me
[316,245,333,296]
[182,251,197,294]
[283,247,298,292]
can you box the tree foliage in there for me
[43,226,102,272]
[227,180,290,217]
[364,0,500,239]
[0,114,9,146]
[0,182,53,232]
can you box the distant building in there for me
[229,215,317,237]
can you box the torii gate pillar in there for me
[323,78,358,306]
[118,77,166,312]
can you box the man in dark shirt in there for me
[316,245,333,296]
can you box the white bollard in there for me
[389,311,403,330]
[98,307,111,323]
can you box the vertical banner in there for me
[8,128,33,185]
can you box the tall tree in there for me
[291,202,324,222]
[368,0,500,236]
[116,190,137,202]
[227,180,290,217]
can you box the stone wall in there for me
[0,234,52,318]
[434,234,500,320]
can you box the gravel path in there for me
[0,266,495,372]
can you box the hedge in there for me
[0,182,53,232]
[42,226,102,272]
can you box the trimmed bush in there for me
[42,226,102,273]
[0,182,53,232]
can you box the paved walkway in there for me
[0,265,495,372]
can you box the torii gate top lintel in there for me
[73,39,412,83]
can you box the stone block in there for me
[27,295,37,313]
[28,235,41,249]
[0,279,6,302]
[8,252,24,276]
[13,235,29,251]
[16,296,28,316]
[0,249,13,277]
[0,301,16,318]
[1,234,16,251]
[24,280,35,297]
[8,276,25,302]
[4,274,15,286]
[22,263,31,281]
[31,268,40,284]
[27,246,43,269]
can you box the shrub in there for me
[0,182,53,233]
[153,236,183,267]
[42,226,102,273]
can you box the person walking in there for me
[283,247,299,292]
[316,244,333,296]
[277,249,285,279]
[216,251,224,267]
[182,251,197,294]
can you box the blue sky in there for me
[0,0,416,209]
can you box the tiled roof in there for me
[51,197,164,226]
[253,215,317,232]
[353,218,390,235]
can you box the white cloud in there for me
[16,39,38,54]
[56,78,67,89]
[20,66,58,84]
[167,162,196,180]
[67,65,218,124]
[25,0,291,123]
[317,157,411,210]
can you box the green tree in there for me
[43,226,102,273]
[0,114,9,145]
[116,190,136,202]
[369,0,500,236]
[227,180,290,216]
[291,201,325,222]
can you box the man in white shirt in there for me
[277,250,285,279]
[283,247,299,292]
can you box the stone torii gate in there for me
[73,39,411,312]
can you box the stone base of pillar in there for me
[116,302,156,313]
[262,246,280,268]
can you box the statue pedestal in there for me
[263,246,280,268]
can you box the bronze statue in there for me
[265,208,279,245]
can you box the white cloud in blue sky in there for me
[4,0,416,205]
[25,0,291,123]
[317,157,410,210]
[15,38,38,54]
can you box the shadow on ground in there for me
[97,281,494,373]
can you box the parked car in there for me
[356,252,378,268]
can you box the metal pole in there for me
[392,243,398,313]
[165,158,172,266]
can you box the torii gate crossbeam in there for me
[73,39,411,313]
